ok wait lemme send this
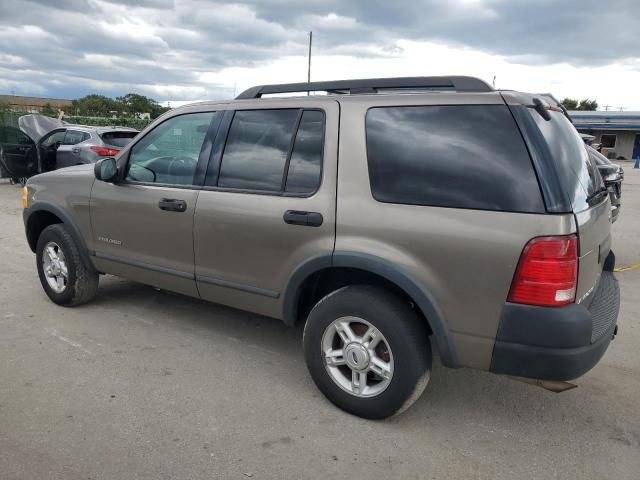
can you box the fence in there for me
[0,111,151,131]
[64,116,151,130]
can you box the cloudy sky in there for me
[1,0,639,109]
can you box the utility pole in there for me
[307,31,313,96]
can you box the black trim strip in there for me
[281,109,304,191]
[196,274,280,299]
[92,251,279,298]
[93,252,194,280]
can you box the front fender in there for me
[24,201,95,271]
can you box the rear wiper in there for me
[532,98,551,121]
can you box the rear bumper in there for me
[490,271,619,381]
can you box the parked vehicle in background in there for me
[21,77,620,419]
[0,115,138,183]
[587,144,624,222]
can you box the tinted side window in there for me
[41,130,66,147]
[126,112,214,186]
[216,110,299,191]
[285,110,324,194]
[63,130,89,145]
[366,105,544,212]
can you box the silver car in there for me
[0,114,138,181]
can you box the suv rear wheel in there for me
[303,285,431,419]
[36,224,99,306]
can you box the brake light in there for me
[508,235,578,307]
[90,146,120,156]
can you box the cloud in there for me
[0,0,638,107]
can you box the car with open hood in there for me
[587,144,624,221]
[0,114,138,183]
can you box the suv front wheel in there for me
[36,224,99,306]
[303,285,432,419]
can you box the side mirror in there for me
[94,157,118,183]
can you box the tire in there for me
[303,285,432,419]
[36,224,99,306]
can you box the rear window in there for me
[101,131,138,147]
[529,111,602,211]
[365,105,544,212]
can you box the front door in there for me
[193,100,338,319]
[0,126,38,178]
[90,111,217,297]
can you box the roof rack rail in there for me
[236,76,492,99]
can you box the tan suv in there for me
[22,76,620,418]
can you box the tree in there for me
[40,103,58,117]
[577,98,598,111]
[71,94,118,117]
[561,97,598,111]
[69,93,170,119]
[115,93,169,119]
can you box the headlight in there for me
[21,186,28,209]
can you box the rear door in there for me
[193,100,338,319]
[56,129,90,168]
[530,110,610,303]
[0,126,38,178]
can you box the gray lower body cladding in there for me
[490,271,619,381]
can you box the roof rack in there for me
[236,76,492,99]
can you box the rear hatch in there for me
[99,130,138,149]
[528,108,610,304]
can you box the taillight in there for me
[508,234,578,307]
[90,146,120,156]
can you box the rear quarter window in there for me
[365,105,544,212]
[529,111,602,212]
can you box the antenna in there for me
[307,31,313,96]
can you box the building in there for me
[0,94,72,114]
[570,110,640,160]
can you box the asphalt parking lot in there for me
[1,168,639,480]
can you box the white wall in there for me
[592,131,637,159]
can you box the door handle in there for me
[72,147,80,154]
[283,210,323,227]
[159,198,187,212]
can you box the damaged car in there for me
[0,114,138,184]
[587,144,624,222]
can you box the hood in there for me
[18,114,67,142]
